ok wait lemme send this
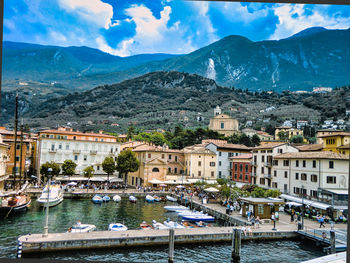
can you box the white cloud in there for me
[270,4,350,40]
[58,0,114,29]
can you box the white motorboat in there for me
[113,195,121,202]
[129,195,137,203]
[37,185,63,207]
[164,205,189,212]
[108,223,128,231]
[145,195,155,203]
[181,214,215,222]
[163,219,186,229]
[92,195,103,204]
[166,195,177,202]
[102,195,111,202]
[68,223,96,233]
[152,220,169,230]
[177,210,205,217]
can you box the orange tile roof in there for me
[274,151,348,160]
[253,142,287,150]
[133,144,183,153]
[229,154,252,159]
[318,132,350,138]
[38,129,117,138]
[295,144,323,151]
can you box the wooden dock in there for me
[18,227,297,254]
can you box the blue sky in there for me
[4,0,350,57]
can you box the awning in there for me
[286,202,303,207]
[280,194,330,210]
[109,177,123,183]
[204,187,219,193]
[55,177,89,181]
[149,179,164,184]
[90,177,106,182]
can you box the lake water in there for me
[0,198,325,262]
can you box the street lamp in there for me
[43,167,53,237]
[301,185,305,230]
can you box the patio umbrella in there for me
[204,187,219,193]
[176,185,185,188]
[160,184,167,187]
[67,182,77,186]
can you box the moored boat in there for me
[67,222,96,233]
[145,195,155,203]
[0,194,31,218]
[140,221,153,230]
[37,185,64,207]
[152,220,169,230]
[164,205,189,212]
[102,195,110,202]
[181,214,215,222]
[113,195,121,202]
[92,195,103,204]
[166,195,177,202]
[108,223,128,231]
[129,195,137,203]
[153,195,161,202]
[163,219,186,229]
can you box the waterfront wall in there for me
[18,228,298,254]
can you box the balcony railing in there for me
[265,162,272,167]
[250,161,258,166]
[251,172,257,177]
[48,149,57,153]
[264,174,272,179]
[90,150,97,155]
[73,149,81,154]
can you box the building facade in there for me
[230,154,252,184]
[0,136,10,192]
[37,127,120,181]
[318,132,350,154]
[274,126,303,141]
[208,106,239,137]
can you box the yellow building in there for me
[128,144,184,187]
[274,126,303,141]
[0,135,10,192]
[208,106,239,137]
[183,145,217,181]
[318,132,350,155]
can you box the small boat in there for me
[108,223,128,231]
[163,219,186,229]
[92,195,103,204]
[145,195,155,203]
[153,195,161,202]
[181,214,215,222]
[102,195,110,202]
[164,205,189,212]
[113,195,121,202]
[166,195,177,202]
[37,185,63,207]
[0,194,31,218]
[177,210,205,217]
[68,223,96,233]
[152,220,169,230]
[195,221,211,227]
[129,195,137,203]
[140,221,153,230]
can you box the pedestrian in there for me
[247,226,253,236]
[230,205,234,215]
[255,216,260,228]
[290,213,295,223]
[251,216,256,229]
[319,215,326,228]
[241,225,247,236]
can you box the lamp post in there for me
[301,185,304,230]
[43,167,52,237]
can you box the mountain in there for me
[286,27,328,39]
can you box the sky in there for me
[3,0,350,57]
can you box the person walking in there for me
[290,212,295,223]
[319,215,326,228]
[255,216,260,229]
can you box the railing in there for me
[90,150,97,155]
[264,174,272,179]
[48,149,57,153]
[251,172,257,177]
[265,162,272,167]
[73,149,81,154]
[250,161,257,166]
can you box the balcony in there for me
[90,150,97,155]
[73,149,81,154]
[251,172,257,177]
[108,151,116,155]
[250,161,258,166]
[264,174,272,179]
[48,149,57,153]
[265,162,272,167]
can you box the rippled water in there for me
[0,198,325,262]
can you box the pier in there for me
[18,227,297,254]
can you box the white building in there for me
[251,142,299,188]
[273,151,348,200]
[37,127,120,181]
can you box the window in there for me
[101,139,104,142]
[73,136,76,140]
[15,156,20,162]
[261,150,266,153]
[284,171,288,178]
[169,154,172,160]
[219,152,222,157]
[274,171,277,177]
[273,160,278,166]
[95,138,98,142]
[84,155,87,161]
[211,171,214,177]
[198,161,202,167]
[302,160,306,167]
[16,144,20,150]
[239,173,242,180]
[240,164,243,172]
[219,161,222,166]
[218,171,222,177]
[283,160,289,166]
[175,156,178,162]
[174,168,178,173]
[310,190,318,198]
[272,182,278,188]
[327,176,336,184]
[148,153,151,158]
[260,178,265,185]
[74,155,78,161]
[66,144,69,150]
[168,167,171,173]
[51,144,55,151]
[311,174,317,182]
[153,167,160,172]
[261,167,264,174]
[245,174,248,181]
[261,155,265,162]
[278,149,283,154]
[198,171,201,177]
[312,160,316,168]
[210,162,215,167]
[97,165,100,171]
[329,161,334,169]
[295,173,299,180]
[234,173,237,179]
[234,163,237,171]
[301,173,307,181]
[295,160,299,167]
[245,164,249,173]
[220,122,224,129]
[162,154,165,159]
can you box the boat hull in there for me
[0,199,31,218]
[181,215,215,222]
[37,197,63,207]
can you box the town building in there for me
[128,144,184,187]
[296,120,308,129]
[230,154,252,184]
[36,127,120,182]
[251,142,299,188]
[295,144,323,152]
[318,132,350,154]
[273,151,348,203]
[241,128,273,141]
[202,139,251,179]
[208,106,239,137]
[183,145,217,181]
[274,126,303,141]
[0,136,10,192]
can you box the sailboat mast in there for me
[19,120,24,184]
[13,93,18,190]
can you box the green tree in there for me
[83,165,94,179]
[102,157,117,181]
[278,131,289,141]
[217,178,229,186]
[220,185,231,201]
[251,134,261,146]
[239,133,252,146]
[61,160,77,180]
[116,149,140,187]
[40,161,61,182]
[290,135,304,144]
[127,125,136,140]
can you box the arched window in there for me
[152,168,159,172]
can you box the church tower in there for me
[214,106,221,116]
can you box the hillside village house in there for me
[37,127,120,182]
[274,126,303,141]
[202,139,251,179]
[242,128,273,141]
[318,132,350,155]
[0,136,10,192]
[183,145,217,182]
[273,151,348,214]
[128,144,184,187]
[251,142,299,188]
[208,106,239,137]
[0,127,33,180]
[230,154,252,184]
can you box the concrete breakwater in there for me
[18,227,298,254]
